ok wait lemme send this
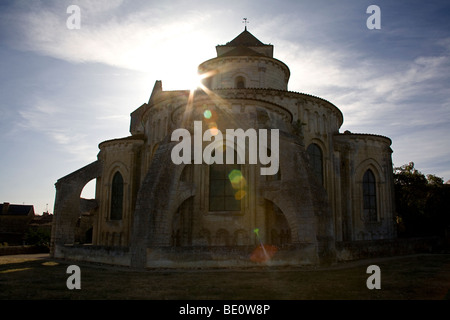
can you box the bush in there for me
[24,227,51,248]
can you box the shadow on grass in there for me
[0,254,449,300]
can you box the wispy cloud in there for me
[17,97,95,162]
[1,1,217,90]
[279,33,450,126]
[272,17,450,177]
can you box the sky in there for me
[0,0,449,215]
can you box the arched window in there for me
[110,172,123,220]
[363,169,377,222]
[235,76,246,89]
[209,151,241,212]
[307,143,323,185]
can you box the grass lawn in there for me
[0,253,449,300]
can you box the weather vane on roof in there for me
[242,18,249,30]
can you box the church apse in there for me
[51,28,395,268]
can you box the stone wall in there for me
[53,244,130,266]
[51,237,446,269]
[51,161,102,255]
[53,243,318,268]
[336,237,444,261]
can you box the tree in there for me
[24,227,51,248]
[394,162,450,237]
[426,174,444,186]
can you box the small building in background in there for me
[0,202,35,245]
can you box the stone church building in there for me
[51,29,396,268]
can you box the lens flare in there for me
[228,169,246,189]
[250,227,278,263]
[205,121,219,136]
[234,189,246,200]
[209,126,219,136]
[203,109,212,119]
[250,244,278,263]
[228,169,247,200]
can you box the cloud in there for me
[2,1,216,90]
[275,25,450,180]
[278,32,450,132]
[17,97,96,162]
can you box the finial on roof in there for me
[242,17,249,31]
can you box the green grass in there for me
[0,254,449,300]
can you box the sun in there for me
[158,66,205,92]
[187,72,204,92]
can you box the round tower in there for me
[198,29,290,90]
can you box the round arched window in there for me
[235,76,246,89]
[307,143,323,185]
[363,169,377,222]
[110,171,123,220]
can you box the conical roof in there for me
[224,29,266,47]
[216,29,273,58]
[219,45,265,57]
